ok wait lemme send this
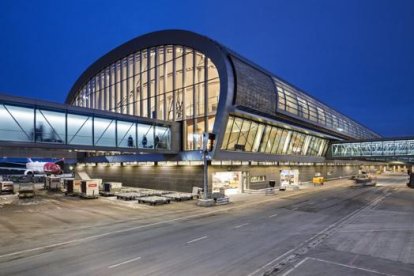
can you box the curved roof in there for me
[66,29,380,140]
[66,29,232,104]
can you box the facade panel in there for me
[231,56,277,115]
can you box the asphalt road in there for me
[0,174,413,276]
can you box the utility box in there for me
[46,176,62,191]
[49,176,62,191]
[0,181,14,194]
[65,179,81,196]
[18,183,35,199]
[80,179,99,199]
[100,182,122,196]
[103,182,122,192]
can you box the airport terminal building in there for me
[0,30,386,193]
[63,30,382,193]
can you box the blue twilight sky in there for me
[0,0,413,137]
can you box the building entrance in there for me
[280,169,299,190]
[212,171,242,195]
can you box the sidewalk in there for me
[228,177,354,204]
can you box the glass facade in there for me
[275,79,379,140]
[71,45,220,150]
[221,115,329,157]
[0,103,171,151]
[331,140,414,157]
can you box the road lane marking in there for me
[292,207,299,210]
[234,223,249,229]
[0,195,284,260]
[108,256,141,269]
[0,181,356,260]
[281,257,309,276]
[248,187,392,276]
[186,236,208,244]
[268,213,278,218]
[301,257,395,276]
[246,248,296,276]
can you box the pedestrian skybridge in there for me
[0,94,178,153]
[330,138,414,160]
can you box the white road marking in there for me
[0,195,284,260]
[0,182,354,260]
[281,257,310,276]
[282,254,398,276]
[234,223,249,229]
[248,188,392,276]
[338,228,414,233]
[186,236,208,244]
[246,248,296,276]
[292,207,299,210]
[268,213,278,218]
[108,256,141,269]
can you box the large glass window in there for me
[73,44,220,151]
[332,140,414,158]
[221,115,329,157]
[275,79,379,140]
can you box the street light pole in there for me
[202,132,209,200]
[203,148,208,199]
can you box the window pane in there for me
[227,118,243,151]
[277,130,290,154]
[0,104,34,142]
[252,124,265,152]
[259,126,271,152]
[67,114,92,145]
[271,128,283,154]
[117,120,136,148]
[266,127,278,153]
[236,120,251,150]
[36,109,65,143]
[155,125,170,150]
[94,117,116,147]
[194,118,205,150]
[277,87,285,110]
[221,116,234,150]
[138,124,154,149]
[245,122,258,152]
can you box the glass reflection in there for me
[221,115,328,157]
[275,79,379,140]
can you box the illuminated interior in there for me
[71,45,220,150]
[221,115,329,156]
[275,79,379,140]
